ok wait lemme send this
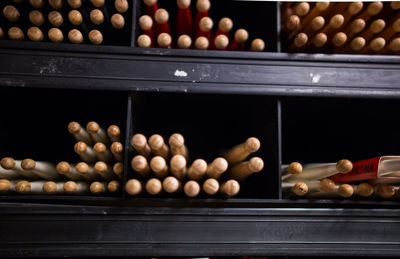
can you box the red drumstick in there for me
[210,17,233,49]
[176,0,193,37]
[154,8,170,36]
[194,0,210,36]
[228,28,248,51]
[143,0,158,18]
[139,15,155,47]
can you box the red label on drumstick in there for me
[330,157,380,183]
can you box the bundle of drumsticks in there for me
[126,135,264,198]
[283,1,400,54]
[0,121,124,195]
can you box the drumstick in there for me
[378,37,400,55]
[1,157,38,179]
[338,36,366,54]
[56,162,83,180]
[48,28,63,43]
[64,181,89,194]
[143,0,158,18]
[74,142,97,163]
[131,155,151,178]
[8,27,24,41]
[170,155,187,179]
[125,178,142,196]
[229,157,264,181]
[162,176,182,193]
[107,125,121,142]
[0,179,12,192]
[49,0,63,9]
[115,0,129,13]
[358,19,386,43]
[68,10,83,26]
[138,34,152,48]
[197,17,213,39]
[110,142,123,161]
[3,5,20,22]
[86,121,109,144]
[194,36,209,50]
[282,178,335,196]
[331,32,347,48]
[169,133,188,158]
[131,134,151,158]
[0,27,3,39]
[15,180,31,194]
[154,8,171,36]
[377,18,400,44]
[225,137,260,164]
[293,2,310,17]
[145,178,162,195]
[43,181,64,194]
[0,165,20,180]
[220,179,240,197]
[90,181,106,194]
[177,35,192,49]
[176,0,193,37]
[157,32,172,48]
[206,157,228,179]
[375,184,395,198]
[112,162,124,179]
[21,159,59,180]
[27,27,44,42]
[67,0,82,8]
[249,39,265,52]
[48,11,64,27]
[107,180,120,193]
[210,17,233,49]
[281,162,303,181]
[25,181,54,194]
[148,134,169,159]
[187,159,207,180]
[360,37,386,53]
[286,15,300,31]
[90,9,104,25]
[228,29,249,51]
[94,161,114,180]
[149,156,168,179]
[292,16,324,48]
[29,0,45,8]
[195,0,210,37]
[89,29,103,44]
[91,0,104,7]
[296,2,330,32]
[111,14,125,29]
[312,32,327,48]
[355,182,374,197]
[319,14,345,40]
[94,142,113,162]
[68,29,83,44]
[309,183,354,198]
[75,162,100,181]
[184,180,200,197]
[351,2,383,28]
[214,34,229,50]
[29,10,44,26]
[202,178,219,195]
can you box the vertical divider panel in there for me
[122,93,133,197]
[277,98,282,199]
[131,0,141,47]
[276,1,282,53]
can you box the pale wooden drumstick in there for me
[220,179,240,197]
[27,26,43,42]
[67,0,82,8]
[187,159,207,181]
[75,162,100,181]
[359,37,386,53]
[29,0,45,8]
[107,180,120,193]
[22,159,59,180]
[15,180,31,194]
[56,161,83,181]
[131,155,151,178]
[3,5,20,22]
[177,35,192,49]
[91,0,104,7]
[214,34,229,50]
[197,16,213,39]
[157,32,172,48]
[0,164,20,180]
[378,37,400,54]
[376,18,400,44]
[149,156,168,179]
[286,159,353,181]
[281,162,303,181]
[286,15,300,31]
[375,184,395,198]
[113,162,124,179]
[162,176,182,194]
[48,11,63,27]
[169,133,188,158]
[297,2,330,32]
[68,29,83,44]
[110,142,124,161]
[64,181,89,195]
[145,178,162,195]
[93,142,113,162]
[230,157,264,181]
[43,181,64,194]
[0,27,3,39]
[1,157,38,179]
[74,142,97,163]
[225,137,260,164]
[170,155,187,179]
[291,32,309,49]
[282,178,335,196]
[293,2,310,17]
[90,9,104,25]
[194,36,209,50]
[184,180,200,197]
[355,182,374,197]
[90,181,106,194]
[107,125,121,142]
[307,183,354,198]
[29,10,44,26]
[0,179,12,192]
[8,27,24,41]
[115,0,129,13]
[125,178,142,196]
[202,178,219,195]
[111,13,125,29]
[49,0,63,9]
[86,121,109,144]
[131,133,151,158]
[149,134,169,159]
[68,10,83,26]
[313,32,327,48]
[68,122,93,145]
[331,32,348,48]
[206,157,228,179]
[94,161,115,180]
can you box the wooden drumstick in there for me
[360,37,386,53]
[21,159,59,180]
[125,178,142,196]
[3,5,20,22]
[197,16,213,39]
[149,134,169,159]
[375,184,395,198]
[293,2,310,17]
[378,37,400,55]
[0,27,3,39]
[107,180,120,193]
[111,13,125,29]
[26,181,54,194]
[312,32,327,48]
[296,2,330,33]
[286,159,353,181]
[90,9,104,25]
[91,0,104,7]
[149,156,168,179]
[228,29,249,51]
[94,161,114,180]
[74,142,97,163]
[210,17,233,49]
[110,142,124,161]
[94,142,113,162]
[249,39,265,52]
[225,137,260,164]
[64,181,89,194]
[157,32,172,48]
[195,0,210,36]
[306,182,354,198]
[8,27,24,41]
[68,122,93,145]
[335,20,366,54]
[15,180,31,194]
[154,8,171,35]
[0,179,12,192]
[48,11,64,27]
[0,164,20,180]
[162,176,182,193]
[187,159,207,180]
[90,181,106,194]
[355,182,374,197]
[56,161,83,180]
[132,155,151,177]
[169,133,188,158]
[331,32,347,48]
[130,133,151,158]
[220,179,240,197]
[170,155,187,179]
[145,178,162,195]
[139,14,155,40]
[176,0,193,37]
[202,178,219,195]
[359,2,383,21]
[43,181,64,194]
[377,18,400,44]
[138,34,153,48]
[184,180,200,197]
[76,162,100,180]
[112,162,124,179]
[206,157,228,179]
[337,184,354,198]
[281,162,303,181]
[68,29,83,44]
[89,29,103,44]
[282,178,335,196]
[1,157,38,179]
[49,0,63,9]
[177,35,192,49]
[230,157,264,181]
[358,19,386,43]
[48,28,63,43]
[27,27,44,42]
[68,10,83,26]
[286,15,300,31]
[194,36,209,50]
[29,0,45,8]
[86,121,109,144]
[214,34,229,50]
[115,0,129,13]
[67,0,82,8]
[29,10,44,26]
[143,0,158,18]
[319,14,345,40]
